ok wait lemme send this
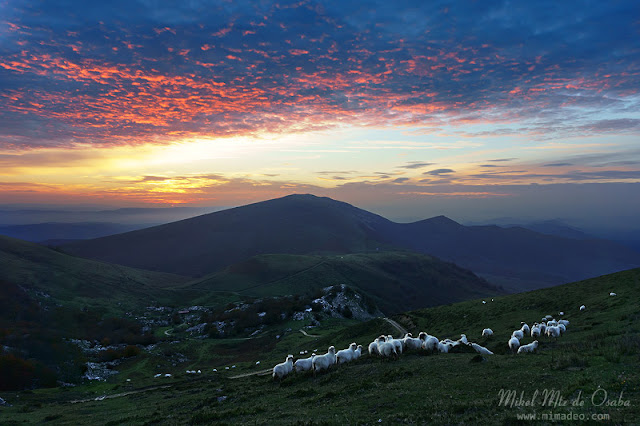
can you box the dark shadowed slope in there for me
[187,251,504,314]
[389,216,640,291]
[62,194,640,291]
[0,235,189,312]
[0,222,154,243]
[63,194,396,276]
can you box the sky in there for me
[1,1,640,227]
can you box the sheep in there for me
[376,338,398,359]
[558,323,566,334]
[417,331,429,341]
[547,320,558,327]
[482,300,486,304]
[508,337,520,353]
[386,335,404,354]
[403,333,423,351]
[469,342,494,355]
[546,326,561,338]
[580,305,586,311]
[353,345,363,360]
[422,335,439,352]
[368,340,380,356]
[545,314,553,321]
[539,323,546,334]
[517,340,539,354]
[531,326,541,338]
[520,323,530,335]
[336,343,357,364]
[272,355,294,380]
[458,334,469,345]
[312,346,337,373]
[610,292,616,296]
[482,328,494,337]
[558,311,564,316]
[437,341,453,353]
[294,354,316,373]
[558,319,569,327]
[511,330,524,340]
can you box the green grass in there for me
[2,268,639,424]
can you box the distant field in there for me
[3,268,638,424]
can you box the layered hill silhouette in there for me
[187,252,503,314]
[62,194,640,291]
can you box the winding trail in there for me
[299,329,320,337]
[382,317,408,337]
[69,385,172,404]
[229,369,273,379]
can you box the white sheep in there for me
[437,341,453,353]
[546,326,561,338]
[353,345,363,360]
[386,335,404,354]
[482,328,493,337]
[294,354,316,373]
[469,342,494,355]
[520,323,530,335]
[376,337,398,359]
[511,330,524,340]
[539,323,547,334]
[508,337,520,353]
[547,320,558,327]
[368,340,380,356]
[531,326,541,338]
[580,305,586,311]
[558,319,569,327]
[272,355,294,380]
[420,335,439,352]
[558,323,566,334]
[312,346,337,373]
[403,333,423,351]
[610,292,616,296]
[458,334,469,345]
[336,343,357,364]
[559,311,564,316]
[517,340,539,354]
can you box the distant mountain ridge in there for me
[62,194,640,291]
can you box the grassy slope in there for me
[0,235,189,313]
[3,268,639,424]
[188,251,504,314]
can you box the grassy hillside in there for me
[3,268,638,424]
[188,251,503,314]
[0,235,189,313]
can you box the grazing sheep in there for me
[458,334,469,345]
[558,323,566,334]
[517,340,539,354]
[482,300,486,304]
[273,355,294,380]
[482,328,494,337]
[368,340,380,356]
[403,333,423,351]
[547,320,558,327]
[386,335,404,354]
[520,323,530,335]
[376,338,398,359]
[511,330,524,340]
[469,342,494,355]
[353,345,363,360]
[559,312,564,316]
[437,341,453,353]
[610,292,616,296]
[508,337,520,353]
[580,305,586,311]
[418,331,429,341]
[312,346,337,373]
[294,354,316,373]
[539,323,547,334]
[558,319,569,327]
[336,343,358,364]
[545,315,553,321]
[531,326,541,338]
[546,326,561,338]
[421,335,439,352]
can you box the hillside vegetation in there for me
[62,194,640,291]
[188,251,503,314]
[2,268,638,424]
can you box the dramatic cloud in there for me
[397,161,435,169]
[425,168,455,176]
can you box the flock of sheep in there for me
[272,301,600,381]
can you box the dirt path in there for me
[299,329,320,337]
[69,385,172,404]
[383,317,408,337]
[229,369,272,379]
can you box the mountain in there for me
[0,235,189,312]
[63,194,396,276]
[0,222,155,244]
[186,251,503,314]
[62,194,640,291]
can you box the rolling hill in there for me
[187,251,504,314]
[3,267,638,423]
[62,194,640,292]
